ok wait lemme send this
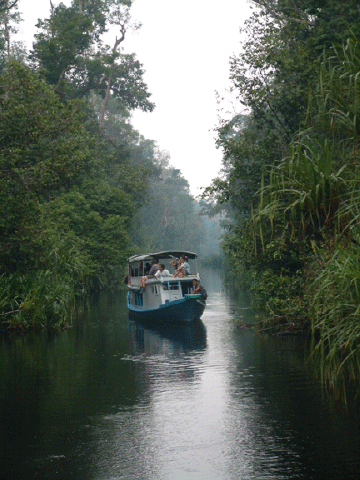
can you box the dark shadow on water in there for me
[128,317,207,356]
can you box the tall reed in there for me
[249,38,360,391]
[0,235,90,329]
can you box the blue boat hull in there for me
[127,293,205,323]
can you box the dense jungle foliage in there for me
[204,0,360,390]
[0,0,217,329]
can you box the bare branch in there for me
[112,22,126,54]
[0,308,22,316]
[54,67,67,93]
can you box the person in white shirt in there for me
[155,264,170,278]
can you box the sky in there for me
[16,0,252,195]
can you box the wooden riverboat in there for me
[126,251,206,322]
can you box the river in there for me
[0,267,359,479]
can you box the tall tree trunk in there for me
[99,23,126,130]
[78,0,88,15]
[4,21,10,60]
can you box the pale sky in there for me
[16,0,252,195]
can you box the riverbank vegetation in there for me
[204,1,360,389]
[0,0,220,330]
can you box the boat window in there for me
[168,282,179,291]
[152,285,159,295]
[135,291,143,306]
[181,282,193,295]
[130,265,144,277]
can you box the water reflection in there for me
[128,319,207,356]
[87,320,208,480]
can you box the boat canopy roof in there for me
[128,251,197,263]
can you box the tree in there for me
[250,38,360,387]
[32,3,94,92]
[0,0,23,68]
[132,150,205,253]
[31,0,154,121]
[0,61,91,273]
[208,0,360,245]
[204,0,360,326]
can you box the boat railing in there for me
[128,270,201,291]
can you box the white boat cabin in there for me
[127,251,201,311]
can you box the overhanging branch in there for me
[0,0,18,12]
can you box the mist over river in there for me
[1,267,359,480]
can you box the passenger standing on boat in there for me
[169,257,181,272]
[140,259,159,289]
[155,264,170,278]
[174,255,190,277]
[148,259,159,275]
